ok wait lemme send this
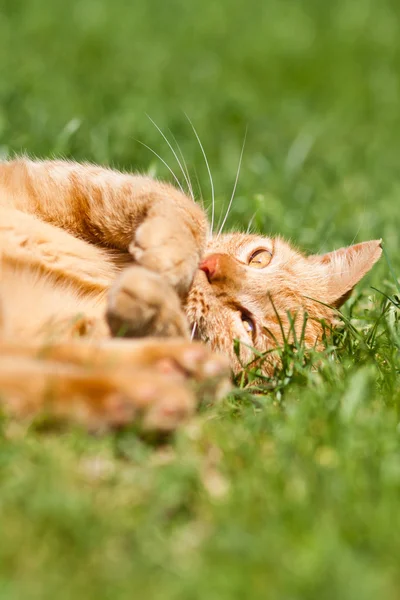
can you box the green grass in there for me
[1,0,400,598]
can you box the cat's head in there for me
[185,233,382,373]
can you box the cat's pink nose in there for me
[199,253,224,282]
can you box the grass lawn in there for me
[1,0,400,598]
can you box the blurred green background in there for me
[1,1,400,599]
[2,0,400,253]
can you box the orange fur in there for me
[0,158,381,430]
[187,234,382,372]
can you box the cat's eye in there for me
[248,249,272,268]
[241,313,255,335]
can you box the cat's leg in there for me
[0,158,208,295]
[106,265,190,338]
[0,261,111,340]
[0,207,191,340]
[0,357,197,432]
[0,287,4,333]
[0,207,119,292]
[0,158,208,340]
[0,337,229,375]
[0,338,230,432]
[0,207,120,293]
[0,208,123,338]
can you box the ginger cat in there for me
[0,158,382,432]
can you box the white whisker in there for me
[190,322,198,341]
[246,211,258,234]
[218,127,248,237]
[349,208,366,247]
[193,167,204,207]
[135,139,184,193]
[146,115,194,199]
[185,113,215,237]
[316,222,336,255]
[167,128,195,200]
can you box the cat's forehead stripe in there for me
[208,233,273,258]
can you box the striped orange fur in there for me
[0,158,381,431]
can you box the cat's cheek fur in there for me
[187,234,382,376]
[0,157,383,426]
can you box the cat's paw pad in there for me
[151,340,229,377]
[103,376,196,433]
[106,266,189,339]
[102,350,230,434]
[137,340,232,402]
[95,341,230,433]
[129,217,201,294]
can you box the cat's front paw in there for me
[101,373,197,434]
[106,265,189,339]
[129,217,202,295]
[113,342,231,433]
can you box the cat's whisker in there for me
[316,224,336,255]
[193,167,205,210]
[349,208,366,248]
[184,113,215,238]
[190,322,198,341]
[246,211,258,234]
[167,128,196,201]
[135,140,184,194]
[146,115,194,199]
[218,127,247,238]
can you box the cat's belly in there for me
[0,262,108,341]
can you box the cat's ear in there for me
[308,240,382,308]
